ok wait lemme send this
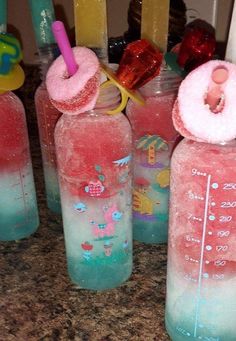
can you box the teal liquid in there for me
[0,170,39,241]
[133,181,169,244]
[0,0,6,31]
[67,251,132,290]
[0,212,39,241]
[47,193,61,214]
[44,166,61,214]
[133,217,168,243]
[28,0,55,48]
[165,310,235,341]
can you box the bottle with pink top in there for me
[29,0,62,214]
[0,33,39,241]
[125,45,182,243]
[54,86,132,290]
[46,22,132,290]
[165,61,236,340]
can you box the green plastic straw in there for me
[0,0,7,33]
[28,0,56,48]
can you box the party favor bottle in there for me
[29,0,62,213]
[56,85,132,290]
[166,61,236,340]
[0,34,39,241]
[126,65,181,244]
[46,22,133,290]
[55,78,133,289]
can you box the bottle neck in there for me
[94,83,121,114]
[139,66,182,97]
[37,44,59,81]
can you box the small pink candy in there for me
[173,60,236,144]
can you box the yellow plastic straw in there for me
[74,0,108,62]
[141,0,170,52]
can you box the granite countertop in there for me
[0,66,170,341]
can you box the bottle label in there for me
[62,153,132,266]
[132,134,173,224]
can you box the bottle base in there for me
[67,257,132,290]
[165,312,235,341]
[0,218,39,241]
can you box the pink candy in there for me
[46,47,100,115]
[173,60,236,144]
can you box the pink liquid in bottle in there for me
[35,82,62,213]
[54,86,133,290]
[0,92,39,240]
[166,139,236,341]
[165,61,236,341]
[29,0,61,213]
[126,68,181,243]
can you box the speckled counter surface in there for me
[0,66,170,341]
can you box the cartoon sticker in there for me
[81,241,93,260]
[104,240,113,257]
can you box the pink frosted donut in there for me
[173,60,236,144]
[46,47,100,115]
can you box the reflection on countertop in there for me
[0,65,170,341]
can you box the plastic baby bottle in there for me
[165,61,236,341]
[0,34,39,241]
[125,40,182,244]
[29,0,62,213]
[46,22,133,290]
[55,84,133,290]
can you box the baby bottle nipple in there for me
[205,67,229,113]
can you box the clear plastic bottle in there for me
[55,85,133,290]
[165,138,236,341]
[29,0,62,213]
[0,91,39,241]
[126,68,181,243]
[34,77,62,214]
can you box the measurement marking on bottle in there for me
[194,174,211,338]
[223,183,236,190]
[15,196,24,200]
[216,245,228,252]
[184,273,197,282]
[194,217,203,222]
[191,168,207,177]
[202,273,209,279]
[185,254,199,263]
[188,214,203,222]
[214,259,227,266]
[185,235,201,243]
[205,245,212,251]
[11,182,21,187]
[221,201,236,208]
[18,166,30,224]
[176,326,191,337]
[176,326,220,340]
[188,191,204,201]
[217,230,230,237]
[198,337,220,341]
[211,183,219,189]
